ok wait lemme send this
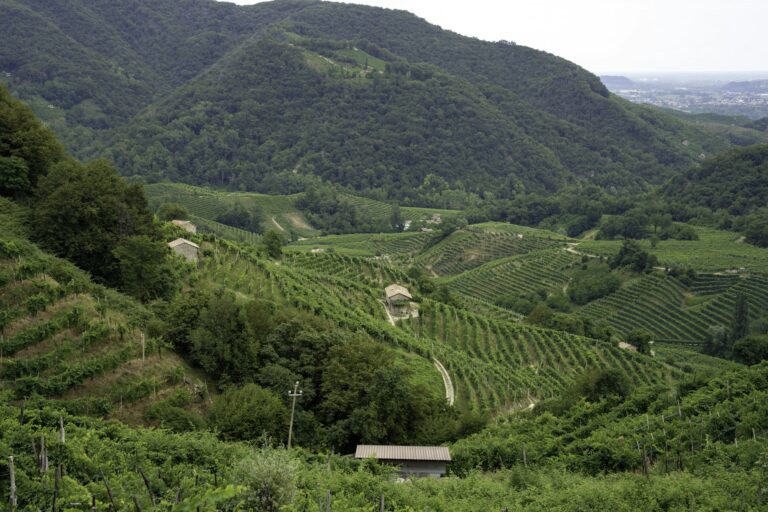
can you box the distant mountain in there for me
[722,79,768,92]
[0,0,759,201]
[600,75,636,90]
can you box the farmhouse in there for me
[354,445,451,478]
[168,238,200,262]
[171,219,197,234]
[385,284,412,315]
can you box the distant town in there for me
[601,72,768,119]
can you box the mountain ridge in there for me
[3,0,766,201]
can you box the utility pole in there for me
[287,381,302,449]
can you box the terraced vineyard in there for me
[197,238,673,413]
[579,225,768,273]
[578,272,768,346]
[339,193,461,223]
[439,249,580,303]
[145,183,319,237]
[289,231,436,257]
[0,231,201,423]
[284,252,411,287]
[400,300,670,411]
[416,227,566,276]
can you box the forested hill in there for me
[2,0,765,201]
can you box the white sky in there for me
[222,0,768,74]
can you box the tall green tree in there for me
[732,292,750,341]
[33,159,156,283]
[263,230,284,259]
[0,85,63,196]
[112,235,179,302]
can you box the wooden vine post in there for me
[8,456,17,510]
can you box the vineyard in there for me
[339,193,462,223]
[577,272,768,346]
[144,183,319,238]
[416,226,566,276]
[579,225,768,273]
[439,249,580,303]
[0,205,206,424]
[194,237,674,413]
[288,231,436,257]
[400,300,672,411]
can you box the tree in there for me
[112,235,178,302]
[704,325,729,357]
[0,85,64,195]
[263,230,284,259]
[626,328,652,355]
[389,204,404,231]
[211,384,288,442]
[216,203,263,233]
[0,156,30,197]
[731,292,749,342]
[156,203,189,221]
[33,159,156,283]
[609,239,658,273]
[733,335,768,365]
[572,368,631,402]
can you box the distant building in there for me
[168,238,200,262]
[171,219,197,234]
[355,445,451,478]
[385,284,412,315]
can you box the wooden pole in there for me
[52,464,61,512]
[138,467,156,506]
[100,468,116,509]
[287,381,302,449]
[379,494,385,512]
[59,417,65,444]
[8,456,17,510]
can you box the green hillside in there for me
[0,198,206,425]
[4,0,765,202]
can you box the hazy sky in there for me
[223,0,767,74]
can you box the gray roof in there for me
[385,284,412,300]
[355,445,451,461]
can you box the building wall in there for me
[172,244,198,262]
[390,460,447,478]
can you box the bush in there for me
[210,384,289,442]
[572,368,632,403]
[568,265,621,305]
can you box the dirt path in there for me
[270,216,286,232]
[433,358,455,406]
[284,212,313,230]
[381,300,396,326]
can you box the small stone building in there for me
[171,219,197,234]
[385,284,412,315]
[355,445,451,478]
[168,238,200,262]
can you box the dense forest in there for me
[3,0,767,205]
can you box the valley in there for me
[2,0,768,509]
